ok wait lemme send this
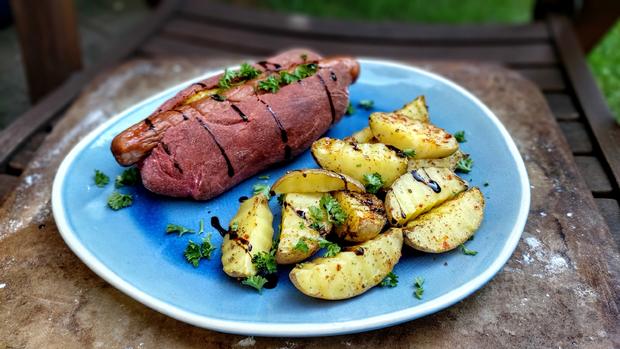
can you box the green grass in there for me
[260,0,534,24]
[588,20,620,123]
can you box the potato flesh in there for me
[333,191,386,242]
[369,113,458,159]
[396,95,429,122]
[289,228,403,300]
[385,167,467,226]
[221,195,274,278]
[403,188,485,253]
[407,150,467,171]
[276,193,332,264]
[344,127,377,143]
[311,137,407,189]
[271,169,365,194]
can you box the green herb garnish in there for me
[279,71,300,85]
[346,102,355,115]
[166,223,194,236]
[294,239,309,253]
[363,173,384,194]
[252,250,277,274]
[358,99,374,110]
[414,276,425,299]
[242,275,268,293]
[218,68,236,89]
[184,235,216,267]
[115,167,140,188]
[258,175,270,180]
[454,130,466,143]
[257,75,281,93]
[318,238,341,257]
[308,205,327,231]
[252,183,271,198]
[293,63,317,80]
[230,222,239,232]
[94,170,109,188]
[299,221,306,229]
[199,219,204,234]
[380,272,399,287]
[459,244,478,256]
[238,63,261,80]
[455,158,474,173]
[402,149,416,158]
[107,191,133,210]
[320,194,347,226]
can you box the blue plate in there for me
[52,59,529,336]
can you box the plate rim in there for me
[52,58,530,337]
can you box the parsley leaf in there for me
[252,251,277,274]
[293,63,317,80]
[414,276,425,299]
[455,157,474,173]
[257,75,280,93]
[242,275,268,293]
[238,63,260,80]
[294,239,309,253]
[459,244,478,256]
[218,68,237,89]
[199,219,204,234]
[363,173,384,194]
[230,222,239,232]
[358,99,374,110]
[252,183,271,198]
[258,175,270,180]
[454,130,466,143]
[115,167,140,188]
[279,71,299,85]
[166,223,194,236]
[380,272,399,287]
[402,149,416,158]
[300,53,308,61]
[94,170,109,188]
[318,238,341,257]
[184,235,216,267]
[320,194,347,226]
[107,191,133,210]
[345,102,355,115]
[308,205,327,231]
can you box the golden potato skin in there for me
[369,112,458,159]
[407,150,467,171]
[271,169,365,194]
[275,193,332,264]
[344,127,377,143]
[385,167,467,226]
[311,137,407,189]
[289,228,403,300]
[403,188,485,253]
[333,191,386,242]
[221,195,274,278]
[395,95,429,122]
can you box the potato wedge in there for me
[344,127,377,143]
[407,150,467,171]
[276,193,332,264]
[311,137,407,189]
[333,191,386,242]
[395,95,429,122]
[271,169,365,194]
[385,167,467,226]
[403,188,485,252]
[221,194,274,278]
[289,228,403,300]
[369,112,458,159]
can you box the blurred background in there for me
[0,0,618,129]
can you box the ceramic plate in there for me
[52,59,529,337]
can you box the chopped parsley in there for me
[414,276,425,299]
[459,244,478,256]
[380,272,399,287]
[218,63,261,90]
[358,99,374,110]
[199,219,204,234]
[257,63,317,93]
[293,63,317,80]
[184,235,216,267]
[218,68,236,89]
[363,173,384,194]
[345,102,355,115]
[318,238,341,257]
[294,239,309,253]
[230,222,239,232]
[252,250,277,274]
[107,191,133,210]
[308,205,327,231]
[320,194,347,226]
[402,149,416,158]
[252,183,271,198]
[455,157,474,173]
[115,167,140,188]
[279,71,300,85]
[242,275,268,293]
[166,223,194,236]
[257,175,270,180]
[94,170,109,188]
[299,221,306,229]
[257,75,281,93]
[238,63,261,80]
[454,130,466,143]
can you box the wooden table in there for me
[0,1,618,347]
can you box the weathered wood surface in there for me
[0,60,618,348]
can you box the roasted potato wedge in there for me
[276,193,332,264]
[395,95,429,122]
[333,191,386,242]
[403,188,485,253]
[369,112,458,159]
[289,228,403,300]
[385,167,467,226]
[311,137,407,189]
[407,150,467,171]
[271,169,365,194]
[221,194,274,278]
[344,127,377,143]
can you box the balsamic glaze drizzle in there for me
[196,117,235,177]
[284,145,292,160]
[411,170,442,193]
[210,216,228,237]
[238,196,248,203]
[144,118,155,131]
[230,104,249,122]
[261,100,288,143]
[316,73,336,124]
[195,82,207,88]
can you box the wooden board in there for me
[0,59,617,348]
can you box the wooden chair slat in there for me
[515,67,566,91]
[545,93,579,120]
[140,35,253,59]
[595,198,620,247]
[6,131,48,175]
[0,174,19,205]
[574,155,613,194]
[558,121,593,154]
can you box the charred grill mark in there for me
[317,73,336,124]
[196,117,235,177]
[144,118,155,131]
[230,104,249,122]
[258,98,289,144]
